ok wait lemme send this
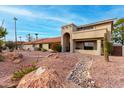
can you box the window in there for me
[75,41,83,49]
[84,41,96,50]
[78,26,93,31]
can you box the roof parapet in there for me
[79,18,116,28]
[61,23,77,28]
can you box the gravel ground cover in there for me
[0,51,124,88]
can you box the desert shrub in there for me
[0,54,5,62]
[0,40,4,52]
[5,41,15,52]
[51,43,61,52]
[12,62,38,81]
[2,46,7,50]
[41,48,47,52]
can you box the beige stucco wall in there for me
[94,22,112,32]
[23,45,34,50]
[122,46,124,56]
[75,50,98,55]
[35,44,39,48]
[72,28,106,40]
[42,44,49,50]
[62,24,77,35]
[94,22,112,41]
[23,43,51,51]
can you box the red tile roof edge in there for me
[22,37,61,45]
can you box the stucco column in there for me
[97,40,101,55]
[61,36,64,52]
[122,46,124,56]
[70,39,74,53]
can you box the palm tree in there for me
[26,33,34,42]
[0,27,8,52]
[35,33,38,40]
[19,36,22,41]
[0,27,7,38]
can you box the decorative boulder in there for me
[12,53,23,61]
[12,53,23,64]
[0,75,18,88]
[17,67,64,88]
[6,53,23,63]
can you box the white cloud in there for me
[43,16,70,23]
[102,6,124,19]
[0,6,89,24]
[0,6,36,17]
[0,6,70,23]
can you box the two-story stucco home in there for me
[61,19,114,55]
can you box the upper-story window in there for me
[77,26,94,31]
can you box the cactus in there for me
[104,32,109,62]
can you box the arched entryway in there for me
[63,33,70,52]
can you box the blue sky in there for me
[0,5,124,41]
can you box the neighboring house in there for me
[23,42,35,50]
[61,19,114,55]
[22,37,61,51]
[16,41,25,50]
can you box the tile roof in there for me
[35,37,61,44]
[23,37,61,45]
[16,41,25,45]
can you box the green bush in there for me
[0,40,4,52]
[51,43,61,52]
[12,62,38,81]
[0,54,4,62]
[55,45,61,52]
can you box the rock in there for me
[0,75,19,88]
[67,57,94,87]
[54,55,59,59]
[12,53,23,61]
[5,53,15,61]
[17,67,64,88]
[35,67,46,75]
[13,59,22,64]
[46,53,55,58]
[5,53,23,62]
[8,53,23,64]
[79,79,96,88]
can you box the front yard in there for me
[0,51,124,88]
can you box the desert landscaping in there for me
[0,51,124,88]
[1,6,124,88]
